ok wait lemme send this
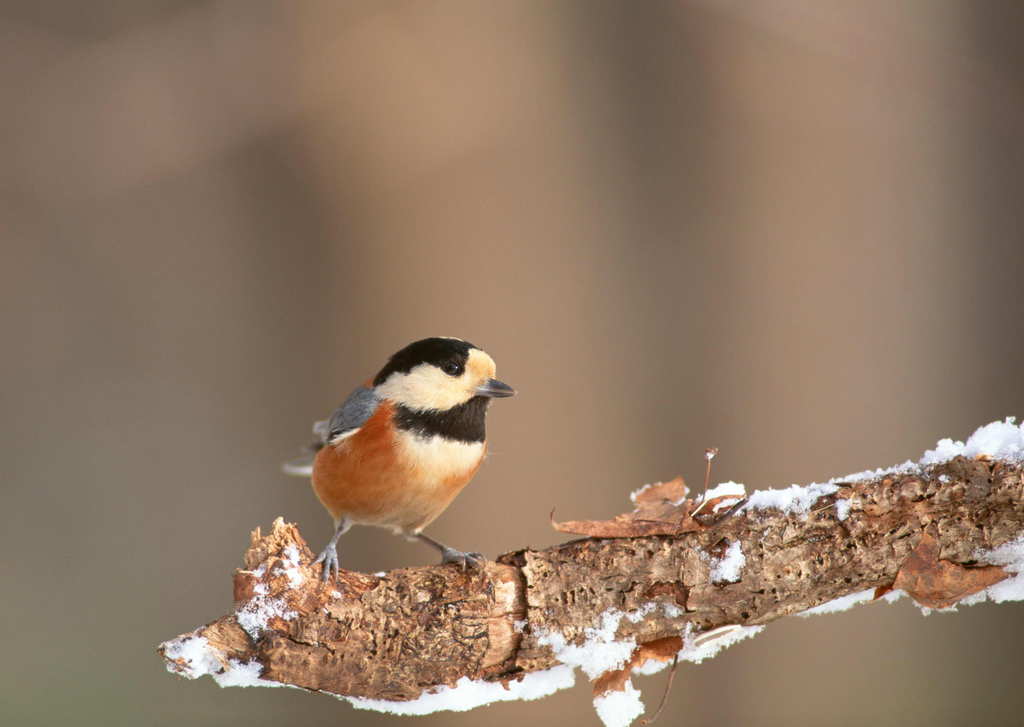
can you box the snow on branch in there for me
[159,419,1024,727]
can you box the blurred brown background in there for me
[4,1,1024,726]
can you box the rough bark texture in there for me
[161,455,1024,704]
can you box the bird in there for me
[283,337,515,580]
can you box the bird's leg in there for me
[313,517,351,581]
[413,532,485,571]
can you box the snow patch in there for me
[690,480,747,511]
[593,679,645,727]
[699,481,746,503]
[633,657,671,676]
[632,622,759,678]
[962,535,1024,605]
[162,634,288,689]
[798,588,876,617]
[235,595,297,639]
[344,665,576,715]
[834,499,851,521]
[917,603,959,617]
[833,461,918,485]
[679,623,763,664]
[958,589,989,607]
[744,481,840,516]
[536,610,636,679]
[274,544,305,589]
[710,541,745,584]
[624,603,657,624]
[162,635,222,680]
[880,589,905,604]
[921,417,1024,465]
[212,660,290,689]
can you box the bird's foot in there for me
[440,547,485,571]
[313,543,341,581]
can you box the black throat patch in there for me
[393,396,489,443]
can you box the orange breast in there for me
[312,402,486,534]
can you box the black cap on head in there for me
[373,337,477,386]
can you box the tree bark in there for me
[159,455,1024,708]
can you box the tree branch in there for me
[159,426,1024,726]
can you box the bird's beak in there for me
[476,378,516,398]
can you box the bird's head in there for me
[372,337,515,412]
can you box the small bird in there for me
[283,337,514,579]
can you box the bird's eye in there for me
[441,361,463,377]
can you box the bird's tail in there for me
[282,454,315,478]
[282,418,328,477]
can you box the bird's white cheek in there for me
[376,367,469,411]
[395,433,485,481]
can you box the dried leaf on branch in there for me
[550,477,745,537]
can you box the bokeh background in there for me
[4,1,1024,725]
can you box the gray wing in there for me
[324,385,380,443]
[281,386,380,478]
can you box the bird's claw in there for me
[441,548,486,571]
[313,544,340,581]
